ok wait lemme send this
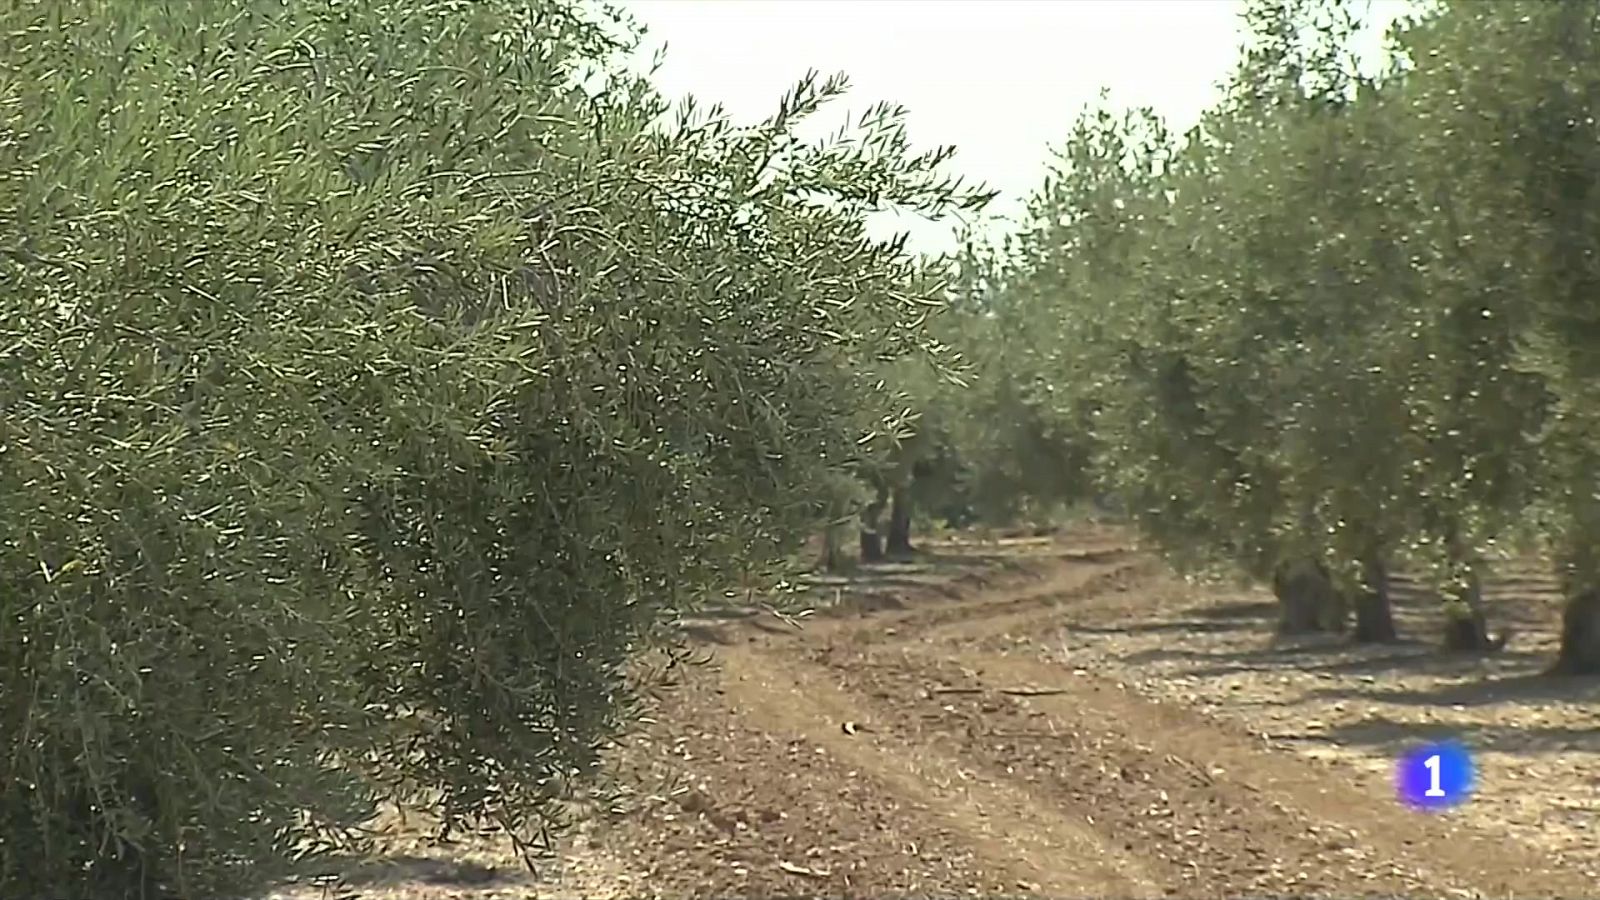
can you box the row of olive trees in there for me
[940,0,1600,673]
[0,1,988,896]
[833,233,1097,557]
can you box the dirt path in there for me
[281,526,1599,899]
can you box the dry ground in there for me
[276,524,1600,899]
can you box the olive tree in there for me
[0,1,988,895]
[1395,0,1600,668]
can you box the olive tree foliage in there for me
[943,3,1392,602]
[1389,0,1600,667]
[1092,0,1429,637]
[915,267,1054,528]
[1327,3,1540,650]
[1172,0,1415,636]
[1166,0,1559,646]
[918,236,1034,527]
[977,73,1332,594]
[936,109,1165,532]
[1510,2,1600,673]
[948,0,1600,666]
[839,228,1042,550]
[0,0,988,896]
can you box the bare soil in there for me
[278,524,1600,899]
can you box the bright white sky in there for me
[622,0,1407,254]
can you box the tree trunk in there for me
[1351,552,1398,643]
[1438,526,1506,653]
[1274,499,1346,635]
[886,484,913,558]
[858,528,883,564]
[820,525,843,572]
[1550,588,1600,675]
[1440,568,1506,652]
[1272,557,1347,635]
[859,482,888,565]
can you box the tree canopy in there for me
[0,1,987,895]
[936,0,1600,664]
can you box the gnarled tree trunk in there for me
[1440,568,1505,652]
[1351,551,1398,643]
[1550,588,1600,674]
[1272,557,1347,635]
[886,484,914,558]
[819,524,844,572]
[1438,526,1506,653]
[859,481,888,564]
[1550,544,1600,674]
[858,528,884,564]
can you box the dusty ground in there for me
[279,524,1600,899]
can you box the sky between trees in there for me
[623,0,1408,253]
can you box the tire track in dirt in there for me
[754,639,1445,898]
[840,641,1594,898]
[268,533,1592,899]
[713,641,1161,898]
[816,547,1146,646]
[716,550,1595,899]
[574,538,1593,899]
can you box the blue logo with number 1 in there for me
[1396,740,1474,810]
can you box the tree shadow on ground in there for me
[904,551,1017,568]
[1118,641,1348,669]
[1303,671,1600,708]
[1114,635,1544,682]
[1181,599,1280,621]
[1292,646,1546,676]
[1100,585,1561,676]
[1275,716,1600,757]
[1066,619,1258,637]
[290,853,518,890]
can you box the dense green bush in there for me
[0,0,986,895]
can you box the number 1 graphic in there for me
[1398,741,1473,809]
[1423,753,1446,797]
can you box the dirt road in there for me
[294,526,1600,899]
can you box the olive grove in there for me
[934,0,1600,671]
[12,0,1600,893]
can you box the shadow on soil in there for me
[1185,599,1281,621]
[1108,580,1566,684]
[294,854,515,890]
[1182,646,1551,680]
[1070,619,1260,637]
[1276,715,1600,756]
[792,545,1083,621]
[1122,631,1575,685]
[1086,566,1600,762]
[1303,671,1600,707]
